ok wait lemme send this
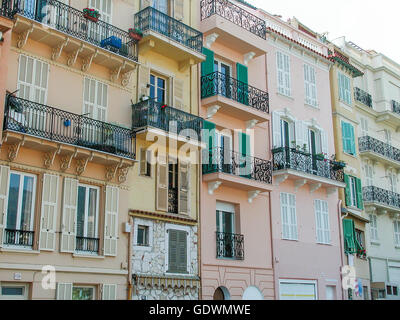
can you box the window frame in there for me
[72,285,96,300]
[76,183,100,240]
[280,192,298,241]
[276,51,291,97]
[137,225,149,247]
[164,223,191,275]
[369,214,379,242]
[133,218,153,252]
[338,72,352,105]
[149,73,167,104]
[349,176,358,208]
[83,77,108,122]
[315,199,330,245]
[139,148,152,177]
[0,283,29,300]
[304,63,317,107]
[394,220,400,247]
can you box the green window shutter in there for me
[341,122,348,154]
[344,174,351,206]
[356,178,364,210]
[343,219,356,254]
[239,132,251,178]
[168,230,178,273]
[236,63,249,105]
[202,120,217,174]
[350,124,356,156]
[201,48,215,77]
[177,230,188,273]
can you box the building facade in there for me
[260,15,346,300]
[336,37,400,300]
[199,0,275,300]
[0,0,138,300]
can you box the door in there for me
[216,210,235,258]
[20,0,36,19]
[152,0,169,35]
[214,60,232,98]
[88,0,112,44]
[279,281,317,300]
[216,132,232,174]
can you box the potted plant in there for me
[128,28,143,41]
[83,8,101,22]
[357,248,367,259]
[315,153,325,161]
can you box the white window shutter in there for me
[140,148,147,175]
[280,193,290,239]
[105,186,119,256]
[315,200,323,243]
[0,166,10,248]
[40,174,59,251]
[102,284,117,300]
[322,201,330,244]
[173,78,184,110]
[272,112,282,148]
[277,52,285,95]
[178,161,190,215]
[284,54,291,96]
[295,120,304,149]
[156,154,168,212]
[302,122,309,153]
[139,66,151,99]
[60,178,78,253]
[56,283,72,300]
[321,130,329,157]
[289,194,297,240]
[174,0,184,20]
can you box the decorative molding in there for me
[248,190,260,203]
[243,52,256,66]
[8,141,24,162]
[44,146,61,169]
[274,174,289,186]
[60,150,77,172]
[178,58,195,72]
[17,25,34,49]
[207,105,220,119]
[67,44,84,67]
[205,33,219,49]
[310,183,322,193]
[208,181,222,195]
[246,119,258,130]
[294,179,307,191]
[76,154,93,176]
[110,61,126,82]
[51,38,69,61]
[121,70,133,87]
[81,49,98,72]
[118,166,131,184]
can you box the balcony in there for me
[354,87,372,108]
[363,186,400,213]
[132,99,204,147]
[272,147,346,190]
[134,6,204,67]
[4,229,34,248]
[216,232,244,260]
[4,0,138,81]
[359,136,400,169]
[76,237,99,254]
[201,71,269,122]
[200,0,267,57]
[203,147,273,195]
[393,100,400,115]
[0,2,13,32]
[3,95,135,171]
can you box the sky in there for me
[251,0,400,62]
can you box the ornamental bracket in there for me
[310,183,322,194]
[7,139,25,162]
[205,33,219,49]
[44,145,61,169]
[111,61,126,82]
[60,149,78,172]
[17,24,34,49]
[52,37,69,61]
[294,179,307,192]
[121,70,133,87]
[207,105,220,119]
[67,44,84,67]
[208,181,222,195]
[248,190,260,203]
[81,49,98,72]
[274,174,289,186]
[76,153,93,176]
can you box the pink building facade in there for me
[254,14,346,300]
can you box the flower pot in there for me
[129,32,143,41]
[84,13,99,22]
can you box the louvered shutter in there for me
[338,73,344,101]
[302,122,309,153]
[174,0,184,20]
[289,194,297,240]
[283,54,291,96]
[304,64,310,104]
[40,174,59,251]
[237,63,249,105]
[156,154,168,211]
[281,193,290,239]
[0,166,10,247]
[315,200,323,243]
[178,161,190,215]
[277,52,285,94]
[322,200,330,243]
[173,78,184,110]
[310,66,317,105]
[105,186,119,256]
[60,178,78,253]
[168,229,178,272]
[201,48,215,77]
[321,130,329,157]
[177,230,188,273]
[56,283,72,300]
[356,178,364,210]
[350,124,356,155]
[295,120,304,150]
[140,148,147,175]
[102,284,117,300]
[272,112,282,148]
[344,174,351,206]
[343,219,356,254]
[138,65,151,99]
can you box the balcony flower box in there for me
[128,28,143,41]
[332,161,346,171]
[83,8,100,22]
[357,248,367,259]
[100,36,122,50]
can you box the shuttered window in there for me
[60,178,78,253]
[343,219,356,254]
[139,148,152,177]
[304,64,317,107]
[40,174,59,251]
[341,121,356,156]
[315,200,330,244]
[83,78,107,122]
[90,0,112,23]
[0,166,10,247]
[102,284,117,300]
[167,229,188,274]
[344,175,363,210]
[369,214,378,242]
[280,193,298,240]
[104,186,119,256]
[365,163,373,186]
[338,72,352,104]
[277,51,291,97]
[394,220,400,246]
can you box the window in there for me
[363,286,369,300]
[150,74,166,104]
[72,286,95,300]
[369,214,378,242]
[167,227,189,274]
[394,286,399,296]
[364,163,373,187]
[139,148,152,177]
[76,185,99,253]
[0,284,28,300]
[387,285,393,295]
[214,59,232,98]
[315,200,330,244]
[151,0,169,14]
[385,129,392,146]
[137,225,149,246]
[389,171,398,193]
[349,176,357,207]
[5,172,36,247]
[280,193,298,240]
[341,121,356,156]
[304,64,317,107]
[277,52,291,97]
[88,0,112,42]
[83,78,107,122]
[338,72,351,104]
[345,174,363,210]
[355,229,365,249]
[360,117,369,137]
[394,220,400,246]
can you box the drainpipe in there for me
[268,190,276,300]
[196,61,202,300]
[338,200,348,300]
[127,216,134,300]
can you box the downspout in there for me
[268,190,275,300]
[196,61,202,300]
[338,200,348,300]
[127,216,134,300]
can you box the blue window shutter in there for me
[350,124,356,156]
[342,122,348,154]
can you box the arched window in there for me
[213,286,230,300]
[242,286,263,300]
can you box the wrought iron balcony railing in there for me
[200,0,266,39]
[201,71,269,113]
[0,0,14,18]
[203,147,272,184]
[359,136,400,163]
[272,147,345,182]
[354,87,372,108]
[134,6,203,53]
[363,186,400,209]
[392,100,400,115]
[4,95,135,159]
[132,99,203,138]
[2,0,138,61]
[4,229,34,247]
[216,232,244,260]
[76,236,99,254]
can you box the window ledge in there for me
[343,152,358,159]
[339,99,353,108]
[165,272,192,277]
[276,92,294,100]
[316,242,332,246]
[281,238,299,242]
[73,253,105,259]
[370,241,380,246]
[0,247,39,254]
[133,245,152,252]
[305,102,319,109]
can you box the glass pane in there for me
[87,188,98,238]
[72,287,94,300]
[77,186,86,237]
[137,227,144,245]
[20,176,34,230]
[157,88,165,103]
[2,287,24,296]
[150,75,155,85]
[157,78,165,89]
[7,174,21,230]
[222,212,234,234]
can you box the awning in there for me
[133,274,200,290]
